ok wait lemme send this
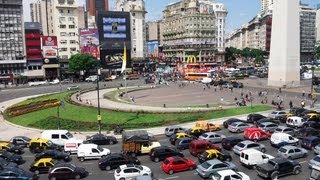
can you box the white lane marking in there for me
[299,161,306,164]
[108,171,114,174]
[193,172,198,175]
[23,155,35,158]
[165,176,179,180]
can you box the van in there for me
[270,133,299,148]
[41,130,76,146]
[85,75,98,82]
[77,143,110,161]
[286,116,305,128]
[189,140,221,156]
[64,139,84,155]
[244,128,271,141]
[240,149,274,168]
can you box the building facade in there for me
[30,1,41,24]
[261,0,273,13]
[161,0,223,63]
[86,0,109,28]
[146,21,160,42]
[300,4,316,61]
[116,0,147,60]
[211,2,227,52]
[316,4,320,43]
[0,0,26,84]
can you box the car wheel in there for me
[236,129,241,133]
[35,170,39,175]
[294,166,301,175]
[109,141,114,145]
[303,153,307,158]
[106,166,111,171]
[287,156,292,160]
[261,148,266,153]
[189,166,194,170]
[75,175,81,179]
[271,171,279,180]
[154,157,159,162]
[168,170,174,175]
[79,157,85,162]
[50,177,56,180]
[120,178,125,180]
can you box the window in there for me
[51,134,59,139]
[59,9,64,13]
[69,25,75,29]
[70,40,76,44]
[60,32,67,36]
[92,148,99,153]
[61,135,68,139]
[69,32,75,36]
[38,162,45,167]
[60,25,66,28]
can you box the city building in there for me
[30,1,41,24]
[161,0,223,63]
[211,2,228,52]
[146,21,160,42]
[316,4,320,42]
[116,0,147,60]
[261,0,273,13]
[300,4,316,61]
[86,0,109,28]
[24,22,43,80]
[0,0,26,84]
[246,15,261,49]
[76,6,86,29]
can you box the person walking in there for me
[289,100,293,109]
[301,100,305,108]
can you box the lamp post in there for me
[311,60,315,97]
[96,63,102,134]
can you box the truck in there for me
[122,130,160,157]
[194,120,221,132]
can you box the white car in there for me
[49,79,60,85]
[211,169,250,180]
[114,164,152,180]
[199,132,226,143]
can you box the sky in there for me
[23,0,320,33]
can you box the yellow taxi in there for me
[29,138,59,153]
[29,158,59,174]
[198,149,232,163]
[0,142,24,154]
[306,113,320,120]
[185,127,206,138]
[169,133,192,145]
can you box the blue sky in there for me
[24,0,320,33]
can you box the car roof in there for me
[37,158,53,162]
[304,136,319,140]
[270,157,291,163]
[260,122,276,125]
[206,149,220,153]
[280,145,296,149]
[276,126,291,130]
[216,169,237,175]
[205,159,223,165]
[239,140,254,145]
[203,132,217,135]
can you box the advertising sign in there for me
[199,3,213,14]
[146,41,159,58]
[80,29,100,59]
[102,17,127,39]
[42,36,57,58]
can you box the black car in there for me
[223,118,246,128]
[247,114,266,123]
[35,149,71,162]
[0,167,38,180]
[0,157,17,169]
[1,144,24,154]
[185,128,206,138]
[256,158,301,180]
[298,110,318,117]
[303,121,320,129]
[175,137,193,150]
[0,150,24,165]
[48,163,88,180]
[294,127,319,139]
[10,136,31,148]
[256,118,280,126]
[198,150,232,163]
[301,136,320,150]
[289,107,306,116]
[86,134,118,145]
[221,137,243,150]
[149,146,183,162]
[98,153,140,170]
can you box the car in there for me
[98,153,141,171]
[243,128,271,141]
[270,132,299,148]
[303,113,320,121]
[85,134,118,145]
[228,122,252,133]
[299,110,318,117]
[275,112,294,123]
[0,142,24,154]
[274,126,295,136]
[198,149,232,163]
[48,163,89,180]
[0,150,24,165]
[29,138,61,153]
[29,158,59,174]
[256,118,280,126]
[164,126,185,137]
[211,169,250,180]
[256,157,301,180]
[169,133,192,145]
[247,113,265,123]
[184,127,206,138]
[196,159,237,179]
[268,111,287,119]
[105,75,117,81]
[295,127,319,139]
[9,136,31,148]
[221,137,243,150]
[309,155,320,168]
[289,107,306,116]
[198,132,226,143]
[161,156,196,174]
[35,149,71,162]
[189,140,221,156]
[303,121,320,129]
[0,157,17,169]
[240,149,274,168]
[114,164,152,180]
[0,167,38,180]
[223,118,246,128]
[232,140,266,155]
[277,145,308,159]
[286,116,306,128]
[175,137,193,150]
[314,144,320,155]
[49,79,60,85]
[67,85,79,91]
[301,136,320,150]
[149,146,183,162]
[257,122,278,133]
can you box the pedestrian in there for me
[301,100,305,108]
[279,87,282,93]
[289,100,293,109]
[203,85,206,91]
[302,90,305,97]
[214,87,217,92]
[230,87,233,93]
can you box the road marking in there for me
[299,161,306,164]
[23,155,34,158]
[193,172,198,175]
[165,176,179,180]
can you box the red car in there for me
[161,156,196,175]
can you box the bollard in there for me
[163,104,166,108]
[206,104,209,108]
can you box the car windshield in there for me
[163,159,170,165]
[201,161,211,169]
[202,134,209,138]
[66,132,73,138]
[278,148,287,153]
[97,146,104,152]
[212,172,222,180]
[135,165,143,170]
[268,160,276,167]
[237,143,245,148]
[22,137,31,141]
[275,128,282,132]
[314,156,320,162]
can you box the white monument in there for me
[268,0,300,87]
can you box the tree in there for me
[241,47,251,59]
[225,47,239,65]
[68,53,97,79]
[316,45,320,59]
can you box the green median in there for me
[4,91,272,131]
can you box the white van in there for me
[85,75,98,82]
[77,143,110,161]
[64,139,83,155]
[240,149,274,168]
[270,132,299,148]
[41,130,76,146]
[286,116,305,128]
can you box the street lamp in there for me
[96,62,102,134]
[311,60,315,97]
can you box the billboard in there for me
[97,11,131,49]
[80,29,100,59]
[42,36,57,59]
[199,3,214,14]
[146,41,159,58]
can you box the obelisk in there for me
[268,0,300,87]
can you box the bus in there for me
[239,66,255,75]
[184,72,210,81]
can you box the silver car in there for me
[164,126,185,137]
[277,145,308,160]
[314,144,320,155]
[268,111,287,119]
[274,126,295,136]
[198,132,226,143]
[232,140,266,155]
[228,122,252,133]
[196,159,237,179]
[258,122,278,133]
[309,155,320,168]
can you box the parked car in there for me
[277,145,308,159]
[114,164,152,180]
[301,136,320,150]
[149,146,183,162]
[189,140,221,156]
[196,159,237,179]
[256,157,301,180]
[257,122,279,133]
[268,111,287,119]
[299,110,318,117]
[314,144,320,155]
[0,167,38,180]
[211,169,250,180]
[0,157,17,169]
[77,143,110,162]
[9,136,30,148]
[295,127,319,139]
[303,113,320,121]
[0,142,24,154]
[303,121,320,129]
[198,149,232,163]
[67,85,79,91]
[48,163,89,180]
[240,149,274,169]
[270,132,299,148]
[35,149,71,162]
[30,158,59,174]
[256,118,280,126]
[164,126,185,137]
[274,126,295,136]
[309,155,320,168]
[85,134,118,145]
[175,137,193,150]
[289,107,306,116]
[232,140,266,155]
[98,153,140,171]
[247,114,265,123]
[198,132,226,143]
[275,112,294,123]
[221,137,243,150]
[161,156,196,174]
[286,116,306,128]
[228,122,252,133]
[0,150,24,165]
[223,118,246,128]
[169,133,192,145]
[184,127,206,138]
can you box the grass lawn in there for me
[5,91,272,131]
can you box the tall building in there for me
[76,6,86,29]
[300,4,316,61]
[30,1,41,23]
[146,21,160,42]
[261,0,273,13]
[316,4,320,42]
[210,2,228,52]
[86,0,109,28]
[0,0,26,84]
[116,0,147,60]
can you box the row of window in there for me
[59,25,76,29]
[59,17,75,21]
[60,32,77,36]
[0,69,24,74]
[60,40,77,44]
[59,47,78,52]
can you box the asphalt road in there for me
[17,126,313,180]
